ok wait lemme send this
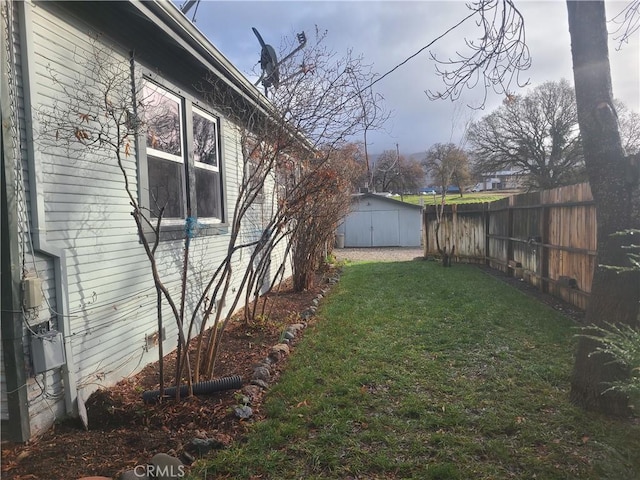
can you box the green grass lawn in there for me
[403,192,510,206]
[192,261,640,480]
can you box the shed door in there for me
[345,210,400,247]
[372,210,399,246]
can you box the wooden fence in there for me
[423,183,596,310]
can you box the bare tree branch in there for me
[426,0,531,107]
[610,0,640,50]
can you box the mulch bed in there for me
[1,272,332,480]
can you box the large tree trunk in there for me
[567,0,640,416]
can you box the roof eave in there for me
[133,0,274,117]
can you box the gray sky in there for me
[181,0,639,155]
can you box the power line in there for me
[361,9,477,94]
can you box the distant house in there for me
[1,0,289,441]
[337,193,422,247]
[476,170,525,191]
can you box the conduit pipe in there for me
[142,375,243,404]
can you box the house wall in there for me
[3,1,291,438]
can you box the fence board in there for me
[423,183,595,310]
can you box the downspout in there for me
[16,0,78,417]
[1,0,30,442]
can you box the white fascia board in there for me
[131,0,274,118]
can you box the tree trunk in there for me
[566,0,640,416]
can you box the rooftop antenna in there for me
[252,28,307,96]
[180,0,200,22]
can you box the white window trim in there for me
[193,106,219,173]
[144,82,184,164]
[138,73,226,233]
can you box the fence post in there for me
[507,200,514,271]
[541,205,550,293]
[484,202,490,266]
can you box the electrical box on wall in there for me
[23,276,43,309]
[31,330,66,374]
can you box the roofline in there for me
[135,0,275,118]
[351,193,423,210]
[139,0,315,152]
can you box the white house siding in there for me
[14,1,291,437]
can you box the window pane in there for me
[142,82,182,158]
[196,167,220,218]
[148,156,184,218]
[193,110,218,168]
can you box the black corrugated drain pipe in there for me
[142,375,243,404]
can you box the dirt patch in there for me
[333,247,424,263]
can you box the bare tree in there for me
[423,143,470,261]
[371,149,423,194]
[187,29,387,379]
[426,0,640,415]
[616,100,640,155]
[426,0,531,107]
[424,143,471,195]
[371,150,399,192]
[397,157,427,196]
[346,64,390,190]
[468,79,585,189]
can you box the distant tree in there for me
[341,142,370,192]
[617,101,640,155]
[399,158,426,195]
[423,143,471,261]
[371,149,399,192]
[468,79,585,190]
[371,149,424,194]
[423,143,470,195]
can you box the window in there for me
[193,108,221,219]
[143,82,185,218]
[141,79,222,224]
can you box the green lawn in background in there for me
[402,192,510,206]
[193,261,640,480]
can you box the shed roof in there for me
[351,193,423,210]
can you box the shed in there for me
[338,193,423,247]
